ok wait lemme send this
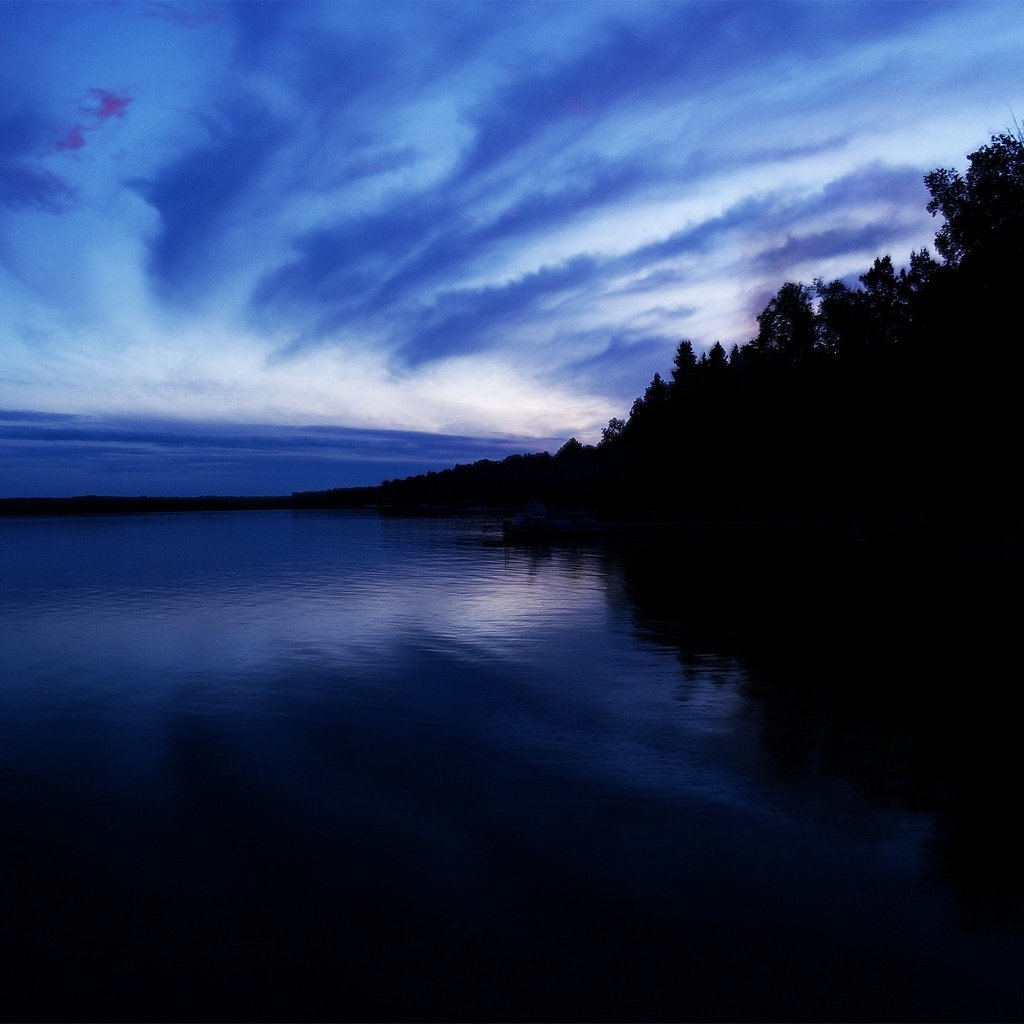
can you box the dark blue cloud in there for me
[256,203,447,317]
[361,155,656,310]
[622,195,781,270]
[0,413,559,498]
[395,255,601,367]
[817,162,929,210]
[449,2,937,188]
[610,268,688,296]
[131,3,224,31]
[228,0,295,68]
[0,111,45,156]
[559,329,675,398]
[243,3,893,349]
[252,150,666,356]
[0,160,76,213]
[453,5,790,187]
[256,147,935,379]
[337,147,418,186]
[230,1,952,383]
[0,113,76,213]
[620,163,930,275]
[754,223,920,279]
[743,165,933,279]
[129,95,286,298]
[0,409,79,422]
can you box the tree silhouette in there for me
[304,128,1023,527]
[600,417,625,445]
[751,281,817,365]
[925,131,1024,270]
[671,339,697,385]
[705,340,728,371]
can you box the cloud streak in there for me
[0,160,77,212]
[0,411,562,497]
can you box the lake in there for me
[1,510,1021,1021]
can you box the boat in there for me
[501,499,602,543]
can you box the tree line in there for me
[300,130,1024,525]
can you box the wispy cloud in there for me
[0,108,77,211]
[0,412,562,497]
[0,160,77,212]
[138,4,223,30]
[55,125,87,152]
[89,88,132,121]
[52,87,134,154]
[129,93,285,300]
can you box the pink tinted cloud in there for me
[56,125,87,151]
[52,89,133,154]
[89,89,133,121]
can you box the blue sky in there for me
[2,0,1022,496]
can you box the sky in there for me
[1,0,1022,497]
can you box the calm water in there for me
[0,510,1021,1021]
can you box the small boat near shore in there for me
[499,499,602,543]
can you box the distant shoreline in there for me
[0,494,297,516]
[2,494,1021,572]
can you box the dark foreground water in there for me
[1,511,1021,1021]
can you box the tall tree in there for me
[706,340,728,371]
[671,339,697,386]
[752,282,817,364]
[814,277,866,357]
[925,131,1024,270]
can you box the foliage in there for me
[925,131,1024,269]
[600,417,625,445]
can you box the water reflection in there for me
[610,535,1024,936]
[0,511,1021,1020]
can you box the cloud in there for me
[251,146,671,362]
[130,94,286,299]
[817,163,929,212]
[0,110,77,211]
[0,412,561,497]
[395,255,602,368]
[250,128,941,404]
[89,88,132,121]
[0,408,79,423]
[49,88,133,155]
[558,328,675,396]
[616,162,931,278]
[0,160,76,213]
[239,0,949,385]
[140,4,223,30]
[753,224,918,280]
[111,1,223,30]
[55,125,86,151]
[444,1,935,194]
[257,203,444,314]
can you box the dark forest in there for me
[295,130,1022,536]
